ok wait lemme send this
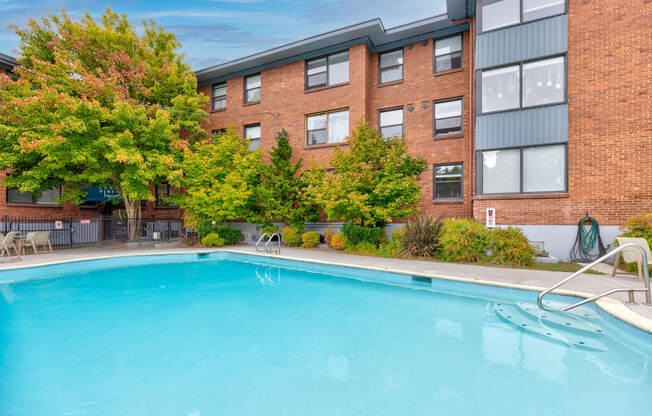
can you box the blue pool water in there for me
[0,252,650,415]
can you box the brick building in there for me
[195,0,651,259]
[0,1,650,258]
[455,0,651,259]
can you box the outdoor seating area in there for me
[0,230,52,261]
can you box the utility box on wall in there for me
[486,208,496,229]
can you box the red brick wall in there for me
[200,32,473,223]
[473,2,652,227]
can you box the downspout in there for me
[451,17,474,219]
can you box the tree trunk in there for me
[124,195,142,241]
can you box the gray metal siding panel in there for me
[475,14,568,69]
[475,104,568,150]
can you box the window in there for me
[522,144,565,192]
[480,144,566,194]
[6,186,61,205]
[306,51,349,89]
[522,56,564,107]
[481,0,565,32]
[523,0,565,22]
[482,149,520,194]
[212,83,226,111]
[244,74,261,103]
[434,164,463,200]
[306,109,349,146]
[434,35,462,73]
[245,124,261,151]
[379,49,403,84]
[155,183,179,207]
[481,0,520,31]
[481,56,565,113]
[481,65,520,113]
[379,108,403,138]
[434,99,463,136]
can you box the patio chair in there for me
[612,237,652,281]
[24,231,53,254]
[0,231,20,258]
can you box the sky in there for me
[0,0,447,70]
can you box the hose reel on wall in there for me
[569,213,606,262]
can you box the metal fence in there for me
[0,216,183,249]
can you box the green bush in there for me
[378,240,402,257]
[342,223,385,247]
[346,241,379,256]
[281,226,302,247]
[438,218,491,262]
[488,227,536,266]
[391,226,405,243]
[323,226,338,245]
[345,240,402,258]
[330,233,345,250]
[201,232,225,248]
[619,213,652,247]
[302,231,320,248]
[400,216,443,258]
[196,223,242,245]
[618,213,652,272]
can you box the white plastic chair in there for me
[1,231,20,258]
[612,237,652,281]
[24,231,53,254]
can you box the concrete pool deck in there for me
[0,245,650,332]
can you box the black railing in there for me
[0,216,183,249]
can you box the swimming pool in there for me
[1,252,650,415]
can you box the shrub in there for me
[323,226,338,245]
[400,216,443,258]
[619,213,652,247]
[302,231,320,248]
[330,233,345,250]
[618,213,652,272]
[378,240,402,258]
[347,242,379,256]
[201,232,225,248]
[391,226,405,243]
[342,223,385,247]
[196,223,243,245]
[281,226,302,247]
[438,218,491,263]
[488,227,536,266]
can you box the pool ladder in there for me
[256,232,281,255]
[537,243,651,312]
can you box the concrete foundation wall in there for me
[509,224,621,262]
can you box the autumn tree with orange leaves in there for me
[0,9,207,235]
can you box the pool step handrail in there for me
[255,232,281,254]
[537,243,651,312]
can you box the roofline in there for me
[195,13,470,86]
[0,53,18,70]
[194,18,383,77]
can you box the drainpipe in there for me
[451,17,474,219]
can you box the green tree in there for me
[254,129,318,230]
[307,121,426,226]
[0,9,207,238]
[171,128,262,226]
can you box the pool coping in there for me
[1,248,651,334]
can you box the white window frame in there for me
[305,109,350,146]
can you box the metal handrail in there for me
[537,243,651,312]
[255,232,281,254]
[265,232,281,254]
